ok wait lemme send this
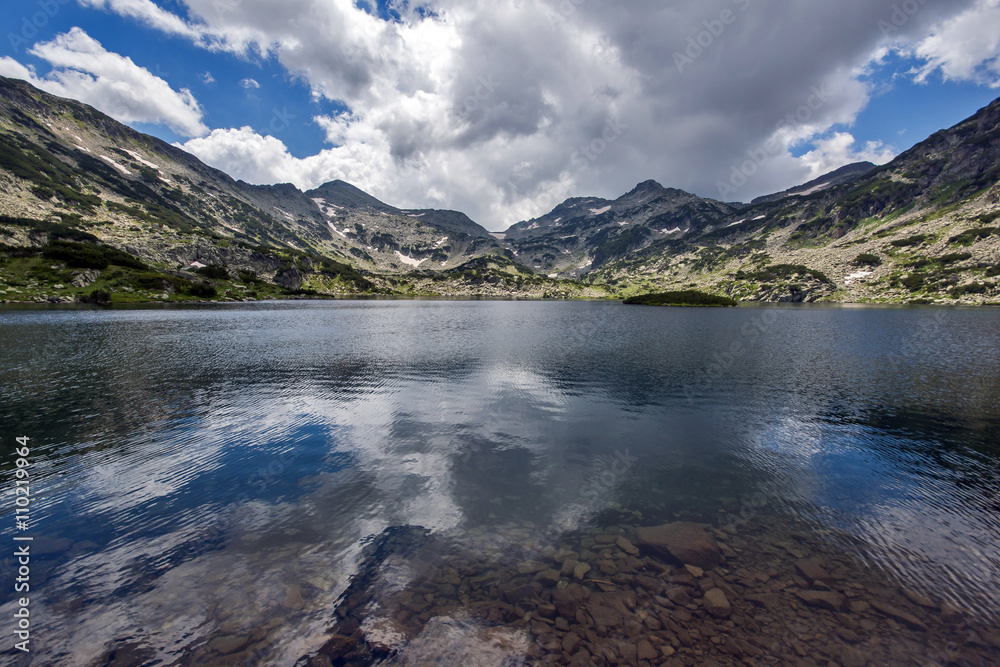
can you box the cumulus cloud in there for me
[907,0,1000,87]
[62,0,1000,227]
[240,77,259,89]
[1,28,208,138]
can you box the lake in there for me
[1,300,999,666]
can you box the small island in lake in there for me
[623,290,738,307]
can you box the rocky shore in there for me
[280,515,1000,667]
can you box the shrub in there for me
[196,264,229,280]
[78,288,111,304]
[854,253,882,266]
[940,252,973,265]
[950,283,987,298]
[890,235,926,248]
[41,240,146,270]
[948,227,997,246]
[132,272,191,292]
[901,274,925,291]
[187,283,217,299]
[986,265,1000,278]
[623,290,738,307]
[735,263,830,284]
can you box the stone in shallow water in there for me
[209,635,249,655]
[631,522,722,569]
[795,590,847,612]
[684,564,704,578]
[588,603,624,628]
[840,645,868,667]
[573,562,591,581]
[703,588,731,618]
[616,536,640,556]
[282,584,304,610]
[869,599,928,631]
[536,569,561,586]
[795,558,836,587]
[516,561,548,574]
[745,593,781,611]
[902,588,937,609]
[636,638,658,660]
[551,584,591,618]
[501,582,541,605]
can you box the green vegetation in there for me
[0,214,100,242]
[939,252,973,265]
[79,289,111,305]
[948,227,997,246]
[950,283,990,298]
[734,263,830,284]
[890,235,927,248]
[900,274,926,291]
[623,290,737,307]
[854,253,882,266]
[0,133,101,211]
[592,227,652,265]
[196,264,229,280]
[41,240,147,270]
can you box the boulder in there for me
[632,522,722,569]
[703,588,731,618]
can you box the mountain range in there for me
[0,74,998,304]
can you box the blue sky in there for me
[2,0,1000,230]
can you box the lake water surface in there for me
[1,301,999,666]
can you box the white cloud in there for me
[201,71,215,84]
[796,133,897,179]
[908,0,1000,87]
[71,0,1000,227]
[240,77,259,89]
[0,57,35,81]
[1,28,208,138]
[77,0,203,41]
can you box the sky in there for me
[2,1,1000,231]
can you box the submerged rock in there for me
[794,558,836,587]
[703,588,732,618]
[870,599,929,631]
[208,635,249,655]
[631,521,722,569]
[795,590,847,612]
